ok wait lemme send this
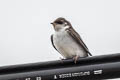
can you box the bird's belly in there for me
[54,32,86,58]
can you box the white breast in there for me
[53,29,87,59]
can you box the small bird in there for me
[51,17,92,63]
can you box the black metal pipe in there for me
[0,53,120,80]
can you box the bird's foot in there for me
[59,57,65,63]
[59,57,65,60]
[73,55,79,64]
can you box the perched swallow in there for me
[51,17,92,63]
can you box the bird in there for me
[51,17,92,63]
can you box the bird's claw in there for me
[59,57,65,63]
[73,55,79,64]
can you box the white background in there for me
[0,0,120,80]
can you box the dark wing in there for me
[51,35,59,52]
[66,27,92,56]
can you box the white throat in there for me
[55,25,69,32]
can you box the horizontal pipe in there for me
[0,53,120,80]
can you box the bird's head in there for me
[51,17,71,31]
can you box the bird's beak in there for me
[51,23,53,24]
[51,22,55,28]
[51,22,54,25]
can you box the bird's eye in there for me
[65,22,67,25]
[55,21,63,24]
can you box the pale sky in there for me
[0,0,120,79]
